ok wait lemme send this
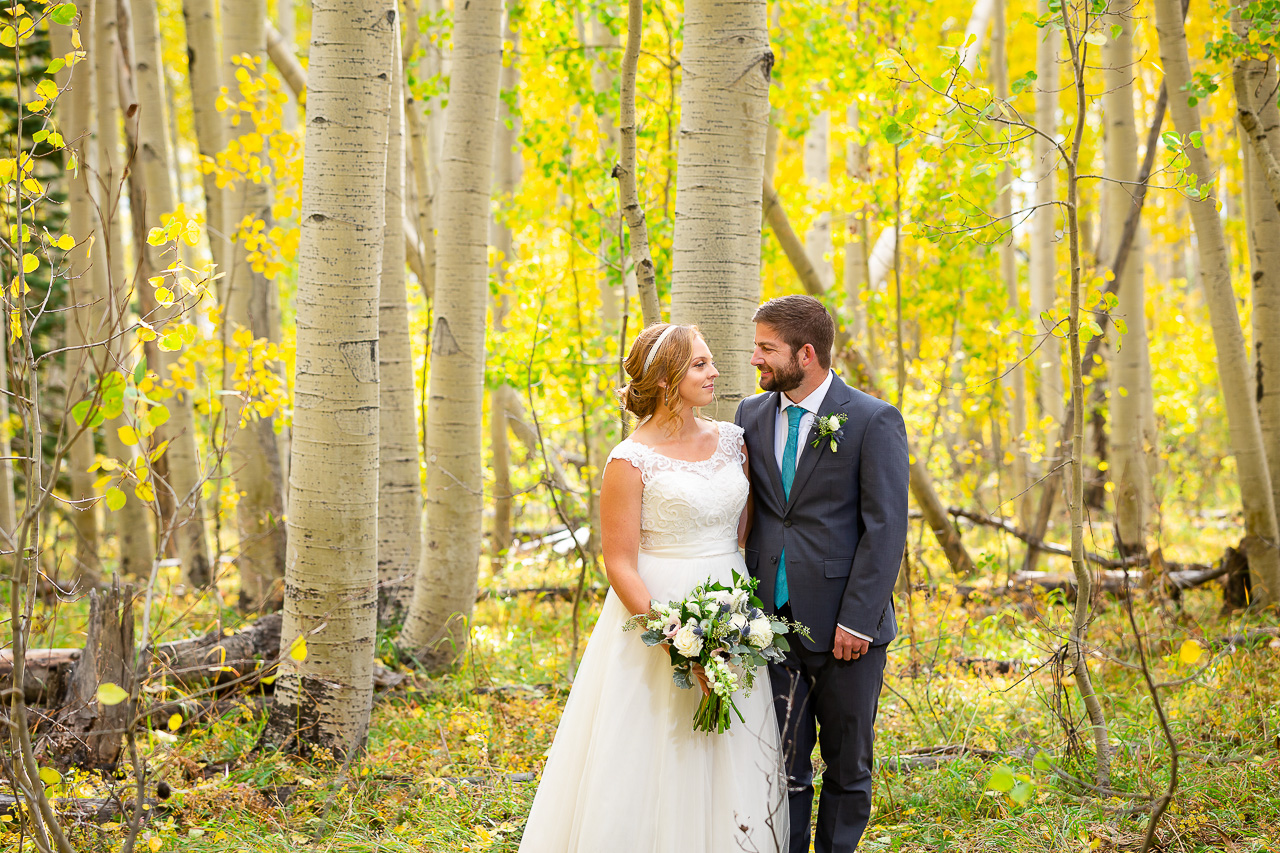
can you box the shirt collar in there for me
[780,369,834,416]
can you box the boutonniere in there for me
[811,413,848,453]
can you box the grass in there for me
[6,542,1280,853]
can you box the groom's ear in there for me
[798,343,817,366]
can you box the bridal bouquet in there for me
[624,572,809,733]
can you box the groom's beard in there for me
[758,355,804,393]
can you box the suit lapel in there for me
[784,374,853,514]
[759,392,786,506]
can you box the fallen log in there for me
[876,744,1000,775]
[0,794,164,825]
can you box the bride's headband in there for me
[642,325,679,374]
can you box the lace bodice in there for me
[606,422,749,551]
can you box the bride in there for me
[518,323,787,852]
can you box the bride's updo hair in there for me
[620,323,700,432]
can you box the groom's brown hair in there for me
[753,295,835,369]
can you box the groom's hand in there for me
[833,627,870,661]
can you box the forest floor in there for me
[17,539,1280,853]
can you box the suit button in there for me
[783,519,792,528]
[771,556,778,564]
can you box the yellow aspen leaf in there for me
[96,682,129,705]
[117,424,138,445]
[54,233,74,250]
[10,310,21,340]
[93,474,113,490]
[22,177,41,193]
[148,406,170,428]
[136,321,157,342]
[21,253,38,274]
[289,637,308,662]
[135,480,155,502]
[0,159,13,182]
[183,223,201,247]
[98,457,120,472]
[146,227,166,245]
[154,287,174,305]
[105,487,126,511]
[148,836,163,852]
[38,767,60,786]
[24,99,46,113]
[167,713,182,732]
[147,439,169,463]
[35,78,57,99]
[0,27,14,47]
[1178,640,1203,666]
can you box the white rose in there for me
[825,414,842,432]
[748,617,774,649]
[673,625,704,658]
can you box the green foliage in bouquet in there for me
[624,571,810,733]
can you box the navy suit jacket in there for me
[735,373,909,652]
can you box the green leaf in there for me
[1011,70,1037,95]
[987,764,1016,793]
[1161,131,1181,150]
[133,358,147,385]
[1010,780,1034,805]
[71,399,92,426]
[96,682,129,705]
[38,766,61,786]
[105,487,126,512]
[1083,31,1106,46]
[882,121,907,146]
[50,3,78,26]
[147,404,170,428]
[46,57,65,74]
[1189,130,1203,149]
[1033,751,1053,773]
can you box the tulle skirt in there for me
[518,542,788,853]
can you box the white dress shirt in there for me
[774,369,872,644]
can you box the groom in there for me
[735,295,908,853]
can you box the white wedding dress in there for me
[518,421,787,853]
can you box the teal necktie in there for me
[776,405,804,608]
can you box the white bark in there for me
[1103,9,1150,554]
[1031,4,1063,426]
[378,39,420,624]
[400,0,504,665]
[844,100,871,346]
[617,0,660,325]
[670,0,771,420]
[183,0,229,276]
[803,111,834,289]
[992,0,1030,526]
[53,22,102,583]
[960,0,996,74]
[127,0,213,586]
[1155,0,1280,605]
[264,0,394,757]
[223,0,288,611]
[276,0,299,132]
[95,0,155,577]
[1234,6,1280,539]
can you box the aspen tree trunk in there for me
[53,23,102,584]
[377,40,420,625]
[223,0,288,611]
[1031,3,1063,426]
[960,0,996,73]
[616,0,660,325]
[992,0,1029,526]
[1155,0,1280,605]
[490,15,522,569]
[1233,7,1280,532]
[95,0,155,577]
[844,99,872,348]
[1102,9,1149,556]
[669,0,771,420]
[262,0,393,757]
[402,0,444,300]
[277,0,299,132]
[183,0,229,277]
[400,0,504,667]
[128,0,213,586]
[587,10,622,328]
[803,111,834,289]
[0,343,14,540]
[1061,11,1111,786]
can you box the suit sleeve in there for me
[837,404,909,639]
[734,398,747,430]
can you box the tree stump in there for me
[42,579,136,769]
[1221,544,1252,612]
